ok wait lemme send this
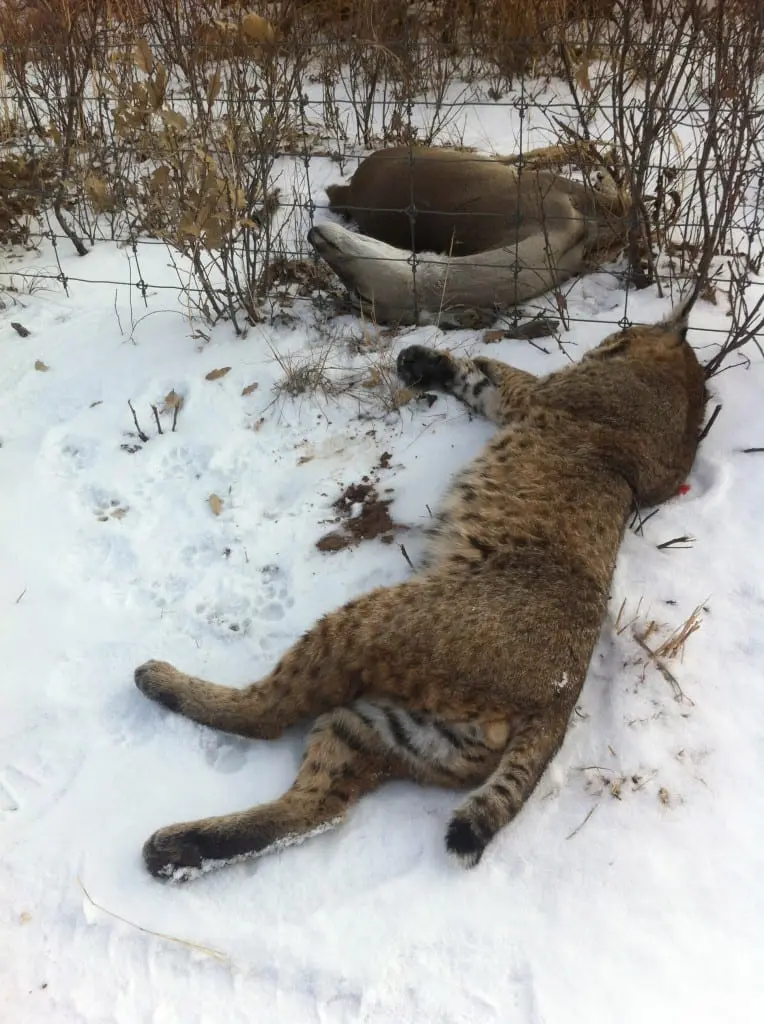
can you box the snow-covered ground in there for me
[2,153,764,1020]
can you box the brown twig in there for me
[127,400,150,443]
[565,805,598,840]
[656,535,694,550]
[698,403,722,444]
[399,543,415,571]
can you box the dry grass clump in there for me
[651,604,704,662]
[615,598,705,705]
[269,339,343,400]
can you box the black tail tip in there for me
[445,816,487,868]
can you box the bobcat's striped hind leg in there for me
[446,709,570,867]
[142,707,396,880]
[133,595,380,741]
[142,700,509,881]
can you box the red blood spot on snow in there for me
[678,483,691,495]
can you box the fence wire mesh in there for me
[1,1,763,361]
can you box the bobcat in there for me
[135,305,706,881]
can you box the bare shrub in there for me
[0,0,122,253]
[0,0,761,360]
[0,153,57,245]
[556,0,764,304]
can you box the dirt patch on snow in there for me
[316,465,405,553]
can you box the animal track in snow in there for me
[93,498,129,522]
[258,563,295,620]
[186,564,296,639]
[200,732,250,774]
[145,440,215,483]
[103,686,165,747]
[194,594,254,637]
[43,432,99,478]
[0,766,30,814]
[0,735,84,822]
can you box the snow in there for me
[552,672,570,692]
[3,138,764,1024]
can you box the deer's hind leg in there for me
[142,702,506,880]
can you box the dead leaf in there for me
[241,382,259,396]
[163,389,184,410]
[19,912,32,924]
[575,58,592,93]
[147,65,167,110]
[151,165,170,191]
[206,68,222,106]
[85,174,113,212]
[658,787,670,807]
[205,367,231,381]
[159,109,188,132]
[208,494,224,516]
[178,214,201,239]
[11,321,30,337]
[134,37,154,75]
[34,360,50,372]
[251,417,265,432]
[483,330,506,344]
[240,13,275,43]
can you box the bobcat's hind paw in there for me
[134,660,184,712]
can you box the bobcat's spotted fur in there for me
[135,308,706,880]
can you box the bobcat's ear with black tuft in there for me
[661,292,694,338]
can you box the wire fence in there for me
[1,1,763,358]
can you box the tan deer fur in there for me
[308,146,630,326]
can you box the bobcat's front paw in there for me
[397,345,456,389]
[134,660,184,713]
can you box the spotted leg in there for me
[397,345,537,425]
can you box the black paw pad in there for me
[396,346,455,389]
[143,829,205,881]
[445,816,487,868]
